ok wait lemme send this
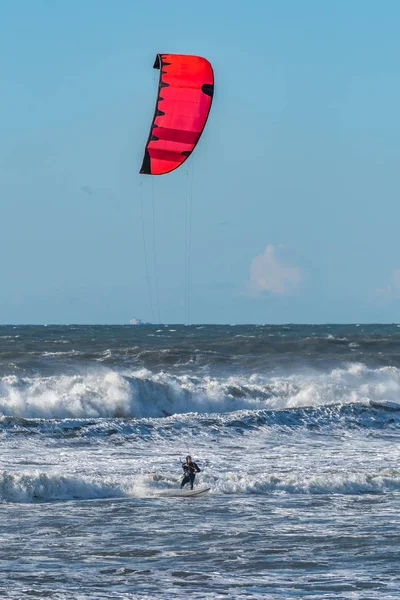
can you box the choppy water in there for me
[1,324,400,598]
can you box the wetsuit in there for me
[180,461,201,490]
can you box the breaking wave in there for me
[0,363,400,419]
[0,470,124,503]
[209,469,400,496]
[2,468,400,503]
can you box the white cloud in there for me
[376,269,400,299]
[248,244,302,296]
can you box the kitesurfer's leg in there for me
[181,475,190,489]
[190,474,195,490]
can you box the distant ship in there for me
[129,318,148,325]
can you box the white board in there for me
[160,487,211,498]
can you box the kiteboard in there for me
[161,487,211,498]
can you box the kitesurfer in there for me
[180,455,201,490]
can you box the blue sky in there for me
[1,0,400,324]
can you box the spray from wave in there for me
[0,363,400,419]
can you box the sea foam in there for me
[0,363,399,419]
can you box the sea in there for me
[1,324,400,599]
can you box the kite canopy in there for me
[140,53,214,175]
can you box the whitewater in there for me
[1,324,400,599]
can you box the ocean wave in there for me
[0,469,182,503]
[209,469,400,496]
[0,403,399,443]
[0,363,400,419]
[0,372,132,418]
[0,470,124,503]
[4,325,400,376]
[2,467,400,503]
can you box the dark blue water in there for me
[1,325,400,598]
